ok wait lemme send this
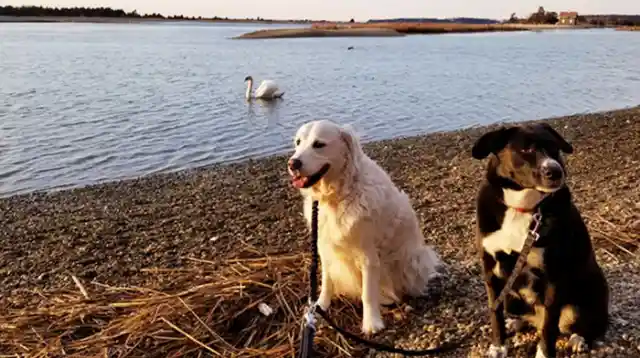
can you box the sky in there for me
[2,1,639,21]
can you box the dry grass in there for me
[586,212,640,260]
[0,223,636,357]
[311,22,529,34]
[0,245,320,357]
[616,26,640,31]
[233,27,404,39]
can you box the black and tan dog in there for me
[471,123,609,358]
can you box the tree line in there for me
[0,5,154,18]
[0,5,223,19]
[0,5,313,23]
[581,14,640,26]
[506,7,558,24]
[506,6,640,26]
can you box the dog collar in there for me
[510,206,536,213]
[500,192,551,214]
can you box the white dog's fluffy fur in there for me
[287,119,443,334]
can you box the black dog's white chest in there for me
[482,208,535,257]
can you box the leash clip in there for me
[304,300,318,330]
[529,211,543,242]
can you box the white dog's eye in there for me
[295,138,301,146]
[312,141,326,149]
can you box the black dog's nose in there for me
[542,163,563,181]
[288,158,302,170]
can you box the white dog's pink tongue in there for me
[292,176,308,188]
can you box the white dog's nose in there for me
[288,158,302,171]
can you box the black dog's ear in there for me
[471,127,517,160]
[539,123,573,154]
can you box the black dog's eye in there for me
[295,139,301,146]
[520,147,535,154]
[312,141,326,149]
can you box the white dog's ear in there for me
[340,124,364,161]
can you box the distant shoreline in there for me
[0,15,309,25]
[616,25,640,31]
[233,22,606,39]
[233,27,404,39]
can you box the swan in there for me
[244,76,285,100]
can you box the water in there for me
[1,22,639,197]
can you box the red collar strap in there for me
[510,206,536,213]
[500,192,551,214]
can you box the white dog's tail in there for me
[404,244,444,297]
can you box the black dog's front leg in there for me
[486,276,507,345]
[483,253,507,356]
[537,284,561,358]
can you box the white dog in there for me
[287,119,443,334]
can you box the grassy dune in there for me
[311,22,530,34]
[233,22,528,40]
[233,27,405,39]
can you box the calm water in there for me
[1,22,639,197]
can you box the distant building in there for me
[558,12,579,25]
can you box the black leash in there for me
[297,200,320,358]
[297,200,471,357]
[297,199,545,357]
[315,307,468,356]
[491,208,542,312]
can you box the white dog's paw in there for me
[379,295,396,306]
[317,293,331,311]
[567,334,588,354]
[534,344,547,358]
[361,311,385,335]
[486,344,507,358]
[505,318,525,334]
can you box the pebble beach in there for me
[0,106,638,357]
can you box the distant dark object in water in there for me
[347,46,355,50]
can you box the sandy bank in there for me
[0,107,638,357]
[616,26,640,31]
[233,27,404,39]
[312,22,531,34]
[500,23,598,30]
[310,22,603,35]
[234,23,530,39]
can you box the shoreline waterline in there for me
[2,105,638,200]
